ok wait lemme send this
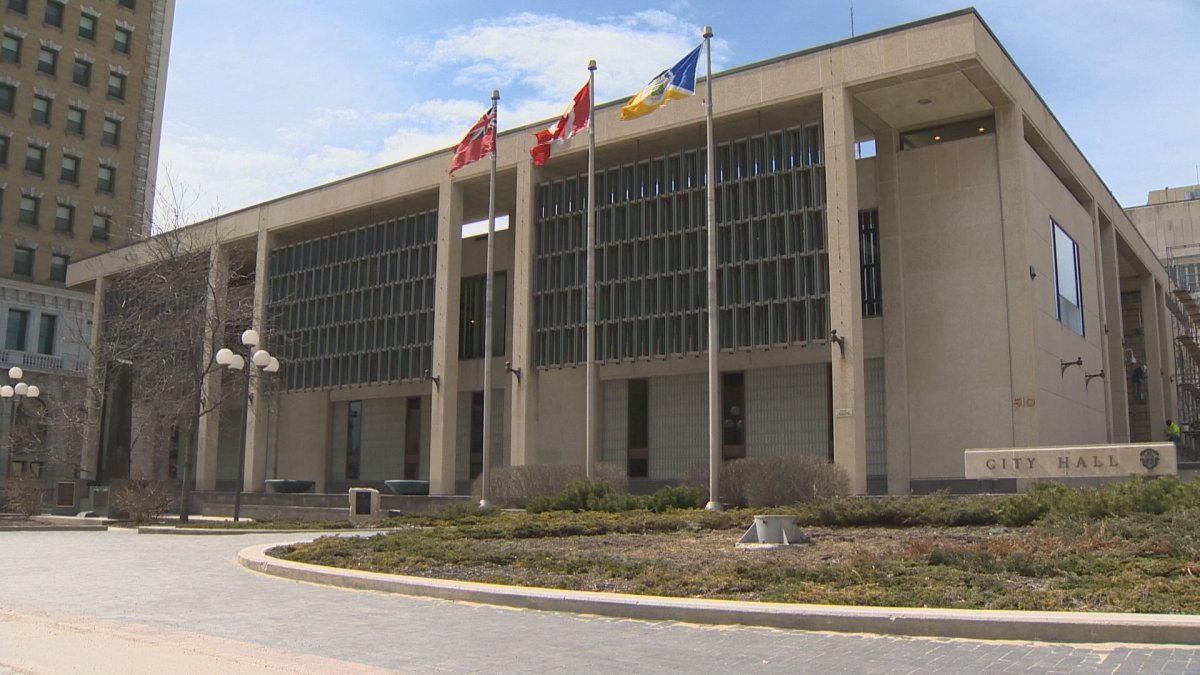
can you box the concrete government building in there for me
[68,9,1178,497]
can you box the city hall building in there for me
[68,9,1178,497]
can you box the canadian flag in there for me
[530,81,591,166]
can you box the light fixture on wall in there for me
[830,330,846,357]
[1060,356,1083,377]
[423,368,441,390]
[504,361,522,384]
[1085,369,1106,387]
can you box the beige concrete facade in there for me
[69,10,1178,496]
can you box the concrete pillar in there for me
[81,276,106,481]
[195,244,227,491]
[873,129,911,494]
[429,178,464,494]
[1098,218,1129,441]
[1088,203,1114,441]
[1141,275,1165,439]
[995,104,1038,446]
[822,86,867,495]
[243,225,272,491]
[509,160,538,466]
[1158,283,1178,423]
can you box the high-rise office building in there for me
[0,0,173,483]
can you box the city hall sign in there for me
[964,443,1177,479]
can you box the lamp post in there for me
[215,329,279,522]
[1,366,39,480]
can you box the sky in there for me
[157,0,1200,223]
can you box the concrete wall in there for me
[534,368,587,465]
[274,391,330,490]
[1128,196,1200,259]
[1024,144,1107,446]
[895,134,1012,479]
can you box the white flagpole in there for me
[586,60,598,479]
[481,89,499,509]
[703,27,723,511]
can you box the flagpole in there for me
[481,89,499,509]
[585,59,598,480]
[703,26,723,512]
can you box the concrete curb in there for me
[0,525,109,532]
[139,526,401,535]
[238,541,1200,645]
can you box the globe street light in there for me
[216,329,279,522]
[2,366,40,480]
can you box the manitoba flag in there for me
[449,104,496,175]
[530,81,591,167]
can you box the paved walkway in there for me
[0,529,1198,673]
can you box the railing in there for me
[0,350,88,376]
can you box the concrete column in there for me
[1099,219,1130,442]
[81,276,107,480]
[1158,283,1178,423]
[509,160,538,466]
[1141,275,1166,439]
[994,104,1038,446]
[1088,203,1114,441]
[822,86,867,495]
[243,225,272,491]
[874,129,910,494]
[430,178,464,494]
[195,244,227,491]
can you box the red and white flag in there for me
[449,104,496,176]
[530,81,591,166]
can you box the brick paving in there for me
[0,529,1197,673]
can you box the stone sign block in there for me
[965,443,1176,480]
[348,488,381,524]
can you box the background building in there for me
[1,0,173,482]
[70,9,1178,498]
[1128,184,1200,457]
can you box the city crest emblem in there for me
[644,70,673,106]
[1140,448,1160,470]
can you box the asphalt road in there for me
[0,529,1197,674]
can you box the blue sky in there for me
[158,0,1200,221]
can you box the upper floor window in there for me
[78,14,97,41]
[36,46,56,75]
[12,245,33,276]
[113,27,131,54]
[54,203,73,232]
[0,135,8,165]
[44,1,64,27]
[17,194,38,225]
[49,254,68,283]
[1052,220,1083,336]
[30,93,51,124]
[6,308,28,352]
[72,58,91,87]
[36,313,56,353]
[102,117,120,145]
[24,144,44,174]
[107,71,125,100]
[6,0,27,14]
[0,83,15,113]
[118,0,135,8]
[60,153,78,183]
[1,34,21,63]
[66,105,84,134]
[96,163,114,193]
[91,211,110,240]
[458,271,507,359]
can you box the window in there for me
[118,0,134,8]
[469,391,483,479]
[113,27,131,54]
[721,372,746,458]
[107,72,125,99]
[44,1,63,27]
[78,14,96,40]
[30,94,50,124]
[97,164,114,193]
[59,154,77,183]
[345,401,361,480]
[36,46,56,75]
[18,195,37,225]
[24,145,44,173]
[0,135,7,164]
[12,245,32,275]
[458,271,507,359]
[0,83,14,113]
[6,309,27,351]
[101,117,119,145]
[859,209,881,317]
[54,203,73,232]
[1,34,20,63]
[72,58,90,86]
[1052,220,1084,336]
[36,314,56,353]
[6,0,26,13]
[627,378,649,478]
[66,105,83,134]
[91,211,109,240]
[49,254,67,281]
